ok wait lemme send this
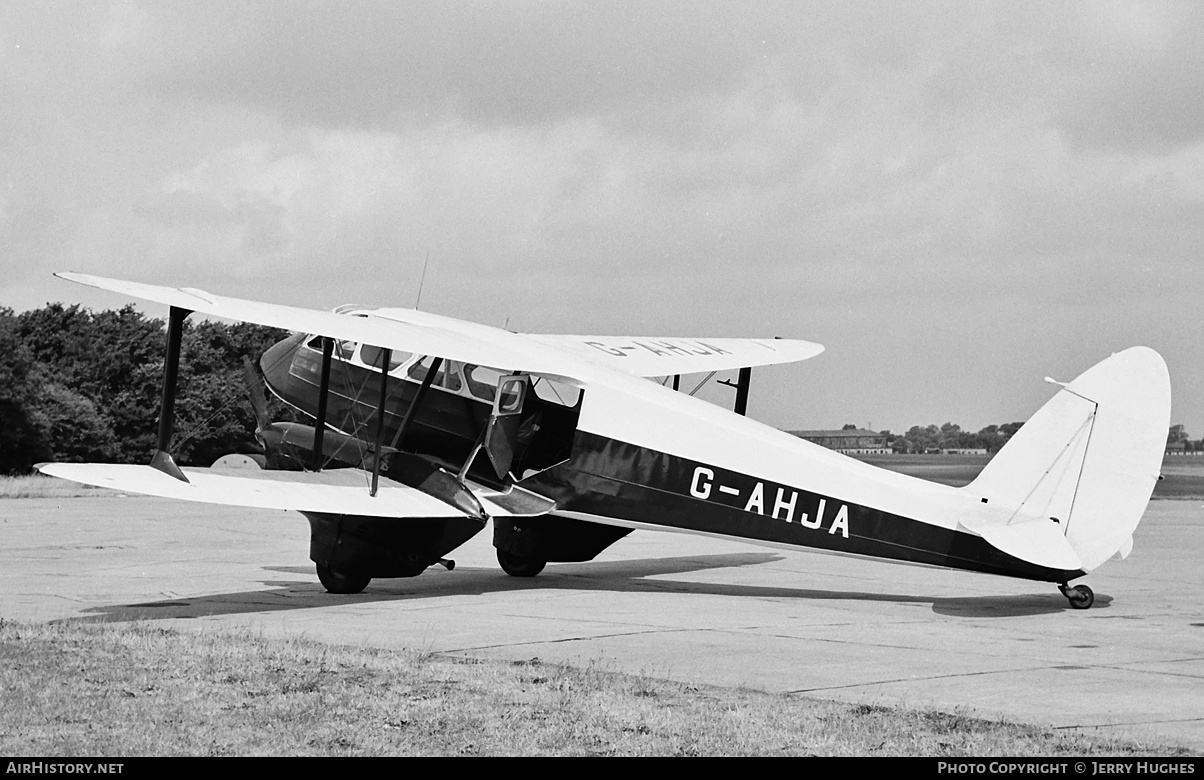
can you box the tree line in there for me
[864,421,1198,454]
[877,422,1026,454]
[1167,424,1204,452]
[0,304,294,475]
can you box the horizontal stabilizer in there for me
[958,516,1083,572]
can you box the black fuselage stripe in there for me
[522,431,1084,583]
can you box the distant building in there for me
[789,428,890,455]
[1165,441,1202,456]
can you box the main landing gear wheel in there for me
[497,550,547,578]
[316,565,371,594]
[1058,583,1095,610]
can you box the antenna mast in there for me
[415,252,430,310]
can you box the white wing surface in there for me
[524,334,823,377]
[57,273,573,376]
[37,463,467,517]
[58,273,824,378]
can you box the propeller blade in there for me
[242,355,271,433]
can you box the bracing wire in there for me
[688,371,717,397]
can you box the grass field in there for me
[0,620,1190,757]
[0,474,112,499]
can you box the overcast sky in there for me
[3,1,1201,436]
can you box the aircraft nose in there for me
[259,332,307,394]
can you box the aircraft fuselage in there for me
[260,331,1083,585]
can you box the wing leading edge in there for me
[525,334,823,377]
[37,462,466,517]
[56,273,574,376]
[56,273,824,381]
[36,462,548,519]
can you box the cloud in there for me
[105,1,780,129]
[2,1,1202,433]
[1045,2,1204,152]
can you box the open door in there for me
[482,374,528,479]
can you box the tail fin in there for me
[967,347,1170,572]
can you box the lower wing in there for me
[36,462,551,519]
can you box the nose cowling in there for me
[259,332,308,400]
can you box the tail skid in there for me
[963,347,1170,574]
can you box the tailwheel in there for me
[497,550,546,578]
[1058,583,1095,610]
[316,564,371,594]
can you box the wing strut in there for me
[369,353,445,496]
[310,336,334,472]
[389,357,442,452]
[369,348,392,497]
[735,366,751,416]
[149,306,192,482]
[717,366,752,415]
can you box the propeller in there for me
[243,356,272,437]
[240,355,284,467]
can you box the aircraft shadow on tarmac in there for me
[65,551,1102,624]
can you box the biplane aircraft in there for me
[37,273,1170,609]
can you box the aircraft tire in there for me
[316,564,371,594]
[1066,584,1094,610]
[496,550,546,578]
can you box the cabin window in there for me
[463,365,502,402]
[407,356,463,392]
[531,376,583,407]
[360,345,409,372]
[305,335,373,368]
[495,376,526,415]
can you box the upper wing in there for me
[58,273,824,379]
[524,334,823,377]
[47,273,821,519]
[56,272,575,376]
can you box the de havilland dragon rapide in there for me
[38,273,1171,610]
